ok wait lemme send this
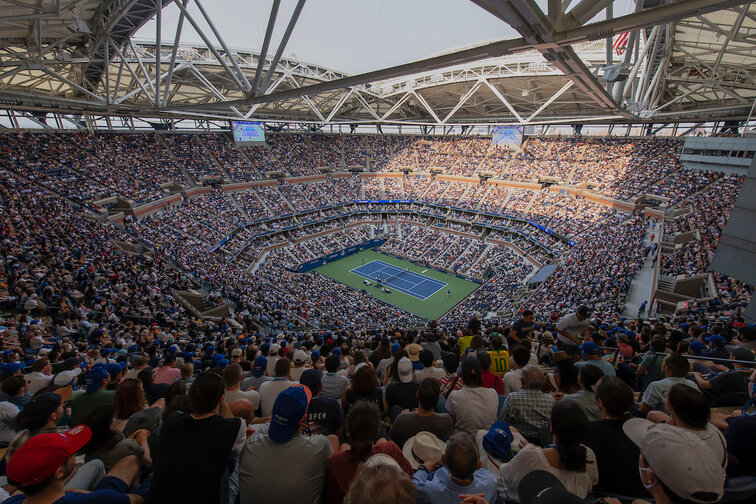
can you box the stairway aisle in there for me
[623,220,661,318]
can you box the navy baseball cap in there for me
[705,335,727,347]
[518,470,583,504]
[84,367,108,393]
[483,422,514,461]
[19,392,63,431]
[105,362,127,379]
[579,341,599,355]
[731,347,755,363]
[332,347,341,356]
[391,343,401,355]
[310,350,320,361]
[0,362,23,377]
[689,340,707,356]
[269,385,311,444]
[253,356,267,377]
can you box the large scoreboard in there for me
[231,121,266,145]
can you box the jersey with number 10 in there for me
[488,349,510,375]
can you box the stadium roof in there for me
[0,0,755,128]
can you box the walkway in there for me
[623,220,661,318]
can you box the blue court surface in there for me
[350,260,447,300]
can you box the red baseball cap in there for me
[7,425,92,486]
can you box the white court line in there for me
[349,260,447,300]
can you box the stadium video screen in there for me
[491,125,524,148]
[231,121,266,145]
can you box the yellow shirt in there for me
[488,349,511,375]
[457,336,473,356]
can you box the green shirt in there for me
[70,390,115,427]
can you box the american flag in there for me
[613,32,630,55]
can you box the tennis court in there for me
[350,260,447,300]
[313,249,480,320]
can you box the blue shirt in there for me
[413,466,499,504]
[574,359,616,377]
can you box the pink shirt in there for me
[153,366,180,385]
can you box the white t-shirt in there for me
[266,356,280,377]
[555,313,590,344]
[414,367,445,382]
[445,387,499,435]
[502,369,523,396]
[290,366,307,382]
[499,443,599,500]
[225,388,261,410]
[258,379,295,417]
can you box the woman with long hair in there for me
[499,400,598,500]
[585,376,647,498]
[369,339,391,369]
[81,405,151,471]
[342,366,384,415]
[113,378,164,435]
[324,402,412,504]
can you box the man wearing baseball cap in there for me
[7,391,69,457]
[4,425,146,503]
[555,306,592,354]
[69,366,115,427]
[623,418,725,504]
[690,346,755,406]
[704,334,729,358]
[385,357,419,422]
[290,349,308,381]
[574,341,616,377]
[241,355,270,391]
[238,384,333,504]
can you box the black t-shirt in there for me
[586,419,648,498]
[385,382,418,413]
[389,412,454,448]
[710,369,750,397]
[345,388,384,415]
[151,412,241,504]
[145,382,170,404]
[511,318,533,342]
[725,412,756,477]
[306,396,342,436]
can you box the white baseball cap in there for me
[397,357,413,384]
[293,350,307,364]
[623,419,725,504]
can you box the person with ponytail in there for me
[498,400,598,500]
[586,375,648,498]
[324,402,413,504]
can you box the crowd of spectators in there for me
[661,174,743,277]
[0,130,753,504]
[1,245,752,504]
